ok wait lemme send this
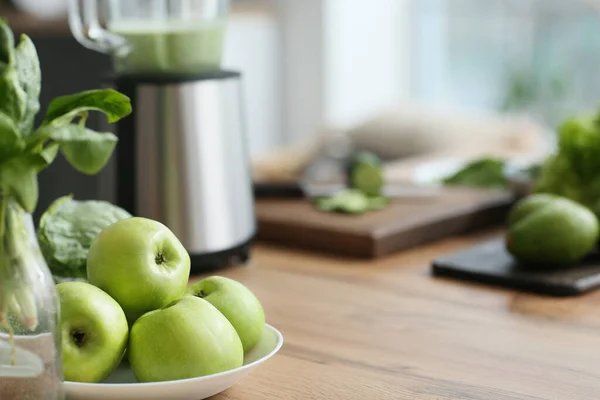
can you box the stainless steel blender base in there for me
[189,235,254,275]
[113,71,256,266]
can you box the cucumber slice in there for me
[315,197,337,212]
[368,196,391,210]
[347,151,385,196]
[314,189,371,215]
[350,163,384,196]
[338,190,370,215]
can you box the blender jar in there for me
[69,0,230,75]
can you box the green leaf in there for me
[39,142,59,166]
[14,34,41,135]
[44,124,118,175]
[0,18,15,69]
[441,158,507,189]
[0,66,26,122]
[24,128,51,152]
[0,156,39,213]
[27,142,59,172]
[0,112,24,161]
[0,20,26,123]
[43,89,132,126]
[37,195,131,280]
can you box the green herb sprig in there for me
[0,19,131,334]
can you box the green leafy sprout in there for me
[0,18,131,343]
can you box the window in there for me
[227,0,600,155]
[412,0,600,129]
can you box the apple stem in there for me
[71,330,86,348]
[155,252,166,265]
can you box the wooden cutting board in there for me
[255,187,515,258]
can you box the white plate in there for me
[64,324,283,400]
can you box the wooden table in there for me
[202,230,600,400]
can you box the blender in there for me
[68,0,256,272]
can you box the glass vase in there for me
[0,199,64,400]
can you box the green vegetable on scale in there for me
[506,194,599,267]
[0,18,131,339]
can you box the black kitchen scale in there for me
[432,236,600,297]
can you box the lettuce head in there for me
[535,113,600,217]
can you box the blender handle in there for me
[68,0,129,56]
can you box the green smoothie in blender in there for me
[108,19,226,75]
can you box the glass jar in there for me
[0,199,64,400]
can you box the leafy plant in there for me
[535,111,600,217]
[0,19,131,337]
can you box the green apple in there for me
[187,276,265,353]
[87,217,191,323]
[57,281,128,383]
[129,295,243,382]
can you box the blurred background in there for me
[3,0,600,218]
